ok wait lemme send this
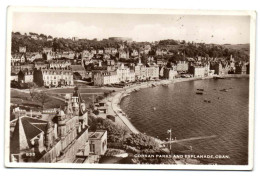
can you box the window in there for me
[90,144,95,153]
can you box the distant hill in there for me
[222,44,250,56]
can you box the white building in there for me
[49,60,71,69]
[11,53,26,64]
[93,71,119,86]
[135,59,159,80]
[117,64,135,82]
[24,71,34,83]
[42,69,74,87]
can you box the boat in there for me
[196,92,203,95]
[162,84,168,87]
[153,107,156,111]
[204,99,211,103]
[213,76,225,79]
[152,84,156,87]
[197,88,204,91]
[220,89,228,92]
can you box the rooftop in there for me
[89,130,106,140]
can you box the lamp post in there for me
[167,129,172,154]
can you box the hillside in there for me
[222,44,250,57]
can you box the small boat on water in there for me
[204,99,211,103]
[220,89,228,92]
[152,84,156,87]
[153,107,156,111]
[162,84,168,87]
[197,88,204,91]
[196,92,203,95]
[213,76,225,79]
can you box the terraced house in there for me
[42,69,74,87]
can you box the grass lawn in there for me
[46,88,112,94]
[11,89,66,111]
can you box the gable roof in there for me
[10,117,48,154]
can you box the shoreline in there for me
[106,74,249,143]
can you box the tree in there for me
[33,69,44,87]
[29,86,37,100]
[35,91,49,110]
[73,72,82,80]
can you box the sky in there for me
[12,12,250,44]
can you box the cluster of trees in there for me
[178,43,249,61]
[12,32,53,53]
[88,115,161,152]
[88,116,128,143]
[158,39,180,45]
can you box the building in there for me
[89,130,107,155]
[97,49,104,54]
[93,71,119,86]
[163,67,178,80]
[61,51,75,60]
[34,61,48,70]
[42,48,55,60]
[11,53,26,64]
[30,34,38,40]
[134,59,147,80]
[10,87,91,163]
[131,50,139,57]
[11,73,18,81]
[42,69,74,87]
[19,46,26,53]
[156,49,167,56]
[235,63,247,74]
[90,49,97,55]
[11,63,34,74]
[26,53,42,62]
[47,37,53,41]
[176,61,189,73]
[17,70,33,83]
[146,64,160,80]
[116,64,135,82]
[118,49,129,59]
[190,66,206,77]
[156,59,167,66]
[211,62,229,75]
[49,60,71,69]
[72,37,79,41]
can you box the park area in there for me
[10,86,119,112]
